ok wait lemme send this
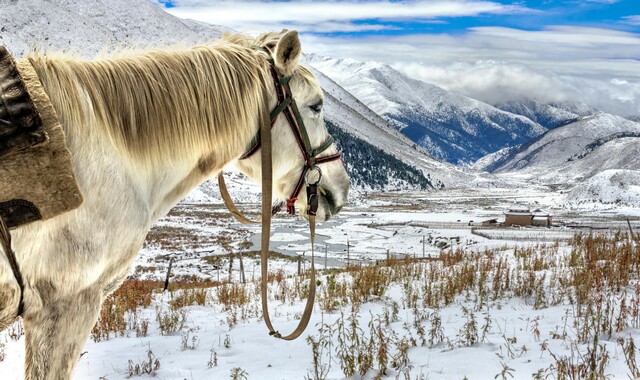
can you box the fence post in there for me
[324,243,328,271]
[238,253,246,284]
[164,257,174,291]
[228,255,233,283]
[347,239,350,268]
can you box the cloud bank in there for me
[161,0,535,34]
[302,25,640,116]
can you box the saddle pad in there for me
[0,46,83,229]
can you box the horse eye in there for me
[309,102,323,113]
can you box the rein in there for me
[0,217,25,317]
[218,48,340,340]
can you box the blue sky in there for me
[155,0,640,115]
[156,0,639,36]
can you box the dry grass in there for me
[91,232,640,379]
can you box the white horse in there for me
[0,30,349,379]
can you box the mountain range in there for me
[306,54,550,165]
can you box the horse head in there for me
[236,31,349,222]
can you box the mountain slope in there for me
[473,113,640,184]
[306,55,546,165]
[494,99,596,130]
[326,120,442,190]
[0,0,227,56]
[563,169,640,208]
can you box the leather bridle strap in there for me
[0,216,25,317]
[255,85,316,340]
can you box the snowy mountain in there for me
[0,0,465,191]
[0,0,228,57]
[306,64,474,189]
[473,113,640,185]
[494,99,596,130]
[306,54,546,165]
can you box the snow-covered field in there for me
[1,188,639,379]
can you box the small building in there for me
[504,205,553,227]
[504,205,533,226]
[481,218,498,226]
[532,209,553,227]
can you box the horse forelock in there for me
[25,35,277,170]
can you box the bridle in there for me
[237,48,342,216]
[217,47,343,340]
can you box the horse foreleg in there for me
[22,284,101,380]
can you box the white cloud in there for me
[622,15,640,26]
[163,0,535,32]
[223,21,401,34]
[396,61,639,115]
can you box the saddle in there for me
[0,46,82,230]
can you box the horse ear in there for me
[274,30,301,77]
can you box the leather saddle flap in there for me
[0,46,83,229]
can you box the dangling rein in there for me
[218,49,341,340]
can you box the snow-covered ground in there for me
[1,189,639,379]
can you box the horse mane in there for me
[24,32,300,169]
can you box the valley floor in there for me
[1,187,639,379]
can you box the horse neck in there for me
[27,48,267,223]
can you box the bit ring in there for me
[305,166,322,185]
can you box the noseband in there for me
[239,49,342,216]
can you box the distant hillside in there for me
[494,99,596,130]
[563,169,640,209]
[306,54,545,165]
[326,121,441,191]
[307,64,472,188]
[473,113,640,185]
